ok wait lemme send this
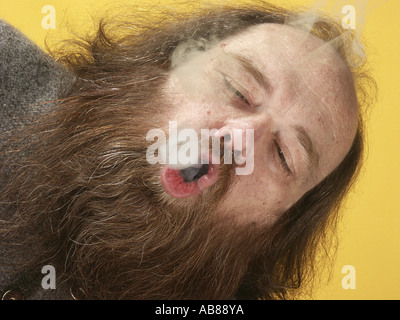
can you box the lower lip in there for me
[161,163,219,199]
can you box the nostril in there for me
[179,164,210,182]
[223,133,231,142]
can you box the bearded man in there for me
[0,1,375,300]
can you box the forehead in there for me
[222,23,352,88]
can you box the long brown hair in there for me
[0,1,376,299]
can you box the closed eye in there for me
[223,75,250,106]
[274,140,292,175]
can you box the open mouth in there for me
[161,161,219,199]
[160,132,233,199]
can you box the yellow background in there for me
[1,0,399,299]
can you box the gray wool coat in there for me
[0,19,75,299]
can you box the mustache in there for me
[156,123,254,175]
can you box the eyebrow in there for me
[229,53,272,92]
[294,125,320,180]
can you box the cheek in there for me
[220,178,284,225]
[228,151,304,216]
[227,170,284,216]
[164,78,213,125]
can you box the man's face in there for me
[160,23,358,224]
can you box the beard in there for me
[0,57,273,300]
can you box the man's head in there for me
[164,22,359,225]
[0,1,374,299]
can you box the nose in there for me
[215,112,271,144]
[213,112,271,164]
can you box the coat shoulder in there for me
[0,19,75,134]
